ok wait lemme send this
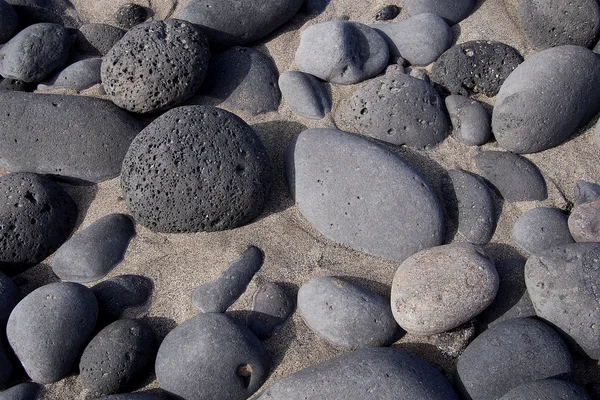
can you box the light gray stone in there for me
[279,71,331,119]
[512,207,574,254]
[568,197,600,242]
[445,95,491,146]
[38,58,102,91]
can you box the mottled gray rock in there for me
[246,282,294,339]
[287,128,444,262]
[336,73,449,149]
[0,339,12,388]
[279,71,331,120]
[445,95,491,145]
[6,282,98,383]
[370,13,452,65]
[456,317,573,400]
[0,23,70,83]
[37,58,102,91]
[102,19,210,113]
[76,23,126,56]
[5,0,81,28]
[0,272,17,325]
[493,46,600,154]
[295,20,389,85]
[575,180,600,205]
[91,275,153,326]
[121,106,273,232]
[115,3,147,29]
[257,347,458,399]
[0,383,40,400]
[156,313,268,400]
[409,67,430,82]
[0,91,142,183]
[568,198,600,242]
[403,0,474,24]
[512,207,574,254]
[192,246,263,313]
[0,0,18,44]
[0,78,33,91]
[475,151,547,201]
[375,5,400,20]
[297,276,398,348]
[500,379,591,400]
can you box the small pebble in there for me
[91,275,154,327]
[76,23,126,56]
[246,282,294,339]
[115,3,147,29]
[568,197,600,242]
[445,95,491,146]
[279,71,331,120]
[0,382,40,400]
[575,180,600,205]
[37,58,102,91]
[512,207,574,254]
[375,5,400,20]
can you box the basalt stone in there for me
[0,340,12,388]
[403,0,474,24]
[0,1,18,44]
[0,172,77,276]
[0,92,142,183]
[493,46,600,154]
[475,151,547,202]
[525,242,600,359]
[336,73,449,149]
[6,282,98,383]
[0,23,70,83]
[513,207,574,253]
[568,198,600,242]
[575,180,600,205]
[180,0,304,48]
[52,214,135,283]
[431,40,523,96]
[38,58,102,91]
[246,282,294,339]
[375,5,400,21]
[5,0,81,28]
[77,24,126,56]
[257,347,458,399]
[0,383,40,400]
[155,313,268,400]
[297,276,398,348]
[288,128,444,262]
[295,20,389,85]
[500,379,591,400]
[279,71,331,120]
[0,79,33,92]
[456,317,573,400]
[115,3,148,29]
[370,13,452,65]
[102,19,210,113]
[445,95,491,146]
[192,246,263,313]
[0,272,17,325]
[92,275,153,326]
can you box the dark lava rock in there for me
[278,71,331,120]
[447,169,497,244]
[200,47,281,116]
[370,13,452,65]
[295,20,389,85]
[445,95,491,146]
[492,46,600,154]
[0,272,17,325]
[575,180,600,205]
[92,275,153,326]
[512,207,574,254]
[500,379,591,400]
[37,58,102,91]
[0,0,18,44]
[179,0,304,48]
[121,105,273,232]
[80,319,156,395]
[246,282,294,339]
[76,23,126,56]
[0,23,71,83]
[569,197,600,242]
[287,128,444,262]
[475,151,547,202]
[97,395,163,400]
[297,276,398,348]
[6,282,98,383]
[0,383,40,400]
[115,3,147,29]
[403,0,474,24]
[0,78,33,92]
[5,0,81,28]
[431,40,523,96]
[192,246,264,313]
[518,0,600,50]
[102,19,210,113]
[0,339,12,388]
[375,5,400,20]
[526,242,600,359]
[257,347,458,399]
[156,312,268,400]
[336,73,449,149]
[0,91,142,183]
[456,317,573,400]
[52,214,135,283]
[0,172,77,276]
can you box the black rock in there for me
[0,78,33,92]
[76,23,126,56]
[91,275,153,327]
[445,95,491,146]
[121,105,273,232]
[576,180,600,205]
[0,0,18,44]
[278,71,331,120]
[500,379,591,400]
[512,207,574,254]
[0,339,12,389]
[115,3,147,29]
[246,282,294,339]
[403,0,474,24]
[375,5,400,20]
[0,272,17,326]
[0,383,40,400]
[6,0,81,28]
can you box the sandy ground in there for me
[11,0,600,398]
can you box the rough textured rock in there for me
[121,106,273,232]
[512,207,574,254]
[287,128,444,262]
[115,3,147,29]
[102,19,210,113]
[0,383,40,400]
[492,46,600,154]
[297,276,398,348]
[295,20,389,85]
[0,78,33,92]
[279,71,331,120]
[0,272,17,325]
[403,0,474,24]
[456,317,573,400]
[336,73,449,149]
[575,180,600,205]
[257,347,458,399]
[445,95,491,146]
[6,282,98,383]
[0,0,18,44]
[37,58,102,91]
[76,23,126,56]
[0,91,142,183]
[499,379,591,400]
[156,313,268,400]
[91,275,153,327]
[246,282,294,339]
[375,5,400,21]
[475,151,547,201]
[568,198,600,242]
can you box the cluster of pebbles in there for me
[0,0,600,399]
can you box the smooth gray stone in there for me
[295,20,389,85]
[0,272,18,325]
[287,128,444,262]
[279,71,331,120]
[5,0,81,28]
[493,46,600,153]
[525,242,600,359]
[456,317,573,400]
[91,275,153,326]
[6,282,98,384]
[96,395,163,400]
[0,23,70,83]
[0,339,12,389]
[575,180,600,205]
[0,383,40,400]
[38,58,102,91]
[155,313,268,400]
[52,214,136,283]
[448,169,497,244]
[335,73,449,149]
[0,92,142,183]
[475,151,547,202]
[257,347,458,399]
[370,13,452,65]
[445,95,491,146]
[512,207,574,254]
[569,197,600,242]
[115,3,147,29]
[246,282,294,339]
[403,0,474,24]
[297,276,398,348]
[76,23,126,56]
[0,0,18,44]
[499,379,591,400]
[192,246,263,313]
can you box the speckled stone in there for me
[568,197,600,242]
[512,207,574,254]
[115,3,147,29]
[445,95,491,146]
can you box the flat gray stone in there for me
[0,0,18,44]
[512,207,574,254]
[279,71,331,120]
[246,282,294,339]
[575,180,600,205]
[445,95,491,146]
[0,383,40,400]
[568,197,600,242]
[403,0,474,24]
[499,379,591,400]
[76,23,126,56]
[38,58,102,91]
